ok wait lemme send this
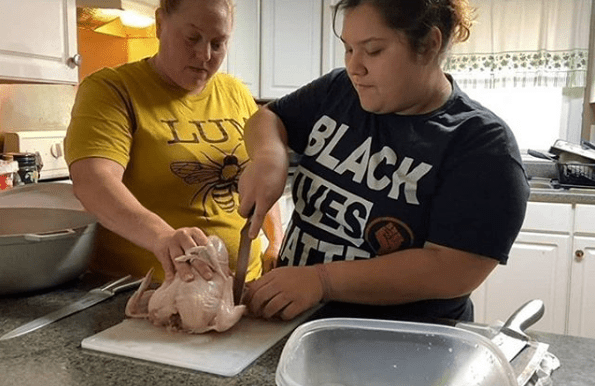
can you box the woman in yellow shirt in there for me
[65,0,283,284]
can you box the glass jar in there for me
[0,159,19,191]
[7,152,42,185]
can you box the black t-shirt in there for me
[269,69,529,321]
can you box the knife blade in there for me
[0,275,142,341]
[491,299,545,362]
[514,341,549,385]
[233,216,252,305]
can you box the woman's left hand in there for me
[244,266,323,320]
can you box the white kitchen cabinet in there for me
[321,0,345,74]
[260,0,322,99]
[225,0,260,96]
[471,202,574,335]
[567,204,595,338]
[472,201,595,338]
[471,231,572,334]
[224,0,342,99]
[0,0,79,84]
[567,236,595,338]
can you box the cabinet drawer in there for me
[575,204,595,234]
[521,202,573,233]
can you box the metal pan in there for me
[549,139,595,163]
[0,207,97,295]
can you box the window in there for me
[444,0,593,152]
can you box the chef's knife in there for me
[0,275,142,341]
[514,340,549,385]
[233,216,252,305]
[491,299,545,362]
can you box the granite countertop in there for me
[529,186,595,204]
[524,159,595,204]
[2,273,595,386]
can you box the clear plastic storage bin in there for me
[276,318,517,386]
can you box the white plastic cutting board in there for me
[81,313,312,377]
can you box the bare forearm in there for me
[244,106,289,162]
[239,106,292,237]
[262,202,284,249]
[70,161,173,253]
[320,245,497,305]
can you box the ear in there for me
[155,8,163,39]
[420,26,443,65]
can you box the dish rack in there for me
[556,162,595,188]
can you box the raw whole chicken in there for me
[125,235,246,333]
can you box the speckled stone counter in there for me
[525,159,595,204]
[1,272,595,386]
[529,186,595,205]
[0,273,284,386]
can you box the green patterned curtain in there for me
[443,0,592,88]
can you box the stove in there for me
[2,130,70,181]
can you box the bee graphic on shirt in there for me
[170,143,248,216]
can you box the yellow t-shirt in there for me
[64,58,261,283]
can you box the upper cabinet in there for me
[0,0,79,85]
[225,0,344,100]
[260,0,322,99]
[225,0,261,96]
[321,0,345,74]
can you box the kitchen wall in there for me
[1,3,594,151]
[0,83,76,149]
[0,27,158,151]
[77,27,158,80]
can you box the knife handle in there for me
[581,139,595,151]
[502,299,545,338]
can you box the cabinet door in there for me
[321,0,345,74]
[260,0,322,99]
[567,236,595,338]
[471,232,572,334]
[226,0,260,96]
[0,0,79,84]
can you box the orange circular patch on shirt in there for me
[364,217,414,255]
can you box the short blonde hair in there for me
[160,0,235,24]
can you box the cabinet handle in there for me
[67,54,82,68]
[575,250,585,262]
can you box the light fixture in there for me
[95,8,154,28]
[76,0,157,28]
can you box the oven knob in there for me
[50,143,63,158]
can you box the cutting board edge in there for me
[79,309,320,377]
[81,335,247,377]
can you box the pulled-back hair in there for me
[160,0,235,21]
[333,0,475,54]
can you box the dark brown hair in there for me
[333,0,474,54]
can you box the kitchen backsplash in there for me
[0,83,76,150]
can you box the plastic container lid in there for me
[276,318,517,386]
[6,152,38,167]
